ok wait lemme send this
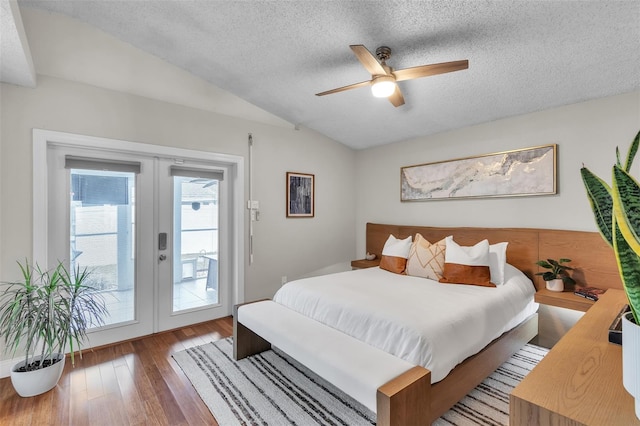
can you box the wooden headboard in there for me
[365,222,622,291]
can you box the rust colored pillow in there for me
[379,255,408,274]
[439,236,495,287]
[379,234,412,274]
[440,263,494,287]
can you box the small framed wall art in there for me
[286,172,314,217]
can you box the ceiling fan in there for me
[316,45,468,107]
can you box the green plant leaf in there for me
[612,165,640,256]
[617,146,624,168]
[541,272,556,281]
[0,260,107,370]
[623,130,640,172]
[581,166,614,247]
[613,223,640,323]
[536,260,553,269]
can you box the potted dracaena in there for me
[581,129,640,419]
[0,260,107,397]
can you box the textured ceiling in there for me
[1,0,35,87]
[10,1,640,149]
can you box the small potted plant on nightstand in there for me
[535,258,576,292]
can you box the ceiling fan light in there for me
[371,76,396,98]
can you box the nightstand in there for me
[350,259,380,269]
[534,288,595,312]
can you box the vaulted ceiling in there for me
[3,1,640,149]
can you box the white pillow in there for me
[444,236,490,264]
[381,234,412,257]
[502,263,536,294]
[440,236,494,287]
[489,242,509,285]
[379,234,412,274]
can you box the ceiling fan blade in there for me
[350,45,387,75]
[315,80,371,96]
[388,85,405,107]
[394,60,469,82]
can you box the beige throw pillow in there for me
[405,234,446,281]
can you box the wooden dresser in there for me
[510,289,640,425]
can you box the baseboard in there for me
[1,356,19,378]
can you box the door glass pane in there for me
[70,170,136,326]
[173,176,219,312]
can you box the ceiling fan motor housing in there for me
[375,46,392,63]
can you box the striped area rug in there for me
[172,338,548,426]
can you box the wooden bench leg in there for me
[233,304,271,360]
[376,366,431,426]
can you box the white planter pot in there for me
[623,311,640,420]
[10,354,65,397]
[545,278,564,292]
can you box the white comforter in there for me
[273,264,538,383]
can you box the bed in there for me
[234,223,619,425]
[272,264,537,385]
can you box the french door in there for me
[156,158,231,331]
[39,132,242,348]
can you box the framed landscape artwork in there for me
[286,172,314,217]
[401,144,557,201]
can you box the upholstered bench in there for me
[234,300,430,425]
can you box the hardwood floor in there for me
[0,316,233,425]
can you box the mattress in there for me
[273,263,538,383]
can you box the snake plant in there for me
[581,129,640,323]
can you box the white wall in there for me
[354,90,640,347]
[246,125,356,299]
[0,76,356,303]
[0,6,357,308]
[355,91,640,256]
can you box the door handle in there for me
[159,254,167,261]
[158,232,167,250]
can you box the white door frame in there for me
[32,128,245,321]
